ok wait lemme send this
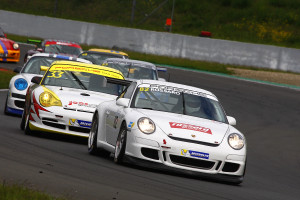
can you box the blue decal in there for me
[0,40,8,61]
[128,122,135,128]
[77,120,92,128]
[188,150,209,159]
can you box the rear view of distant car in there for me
[24,39,83,62]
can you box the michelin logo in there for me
[69,119,92,128]
[181,149,209,159]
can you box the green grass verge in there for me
[0,69,15,89]
[0,182,66,200]
[1,0,300,49]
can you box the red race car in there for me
[0,27,20,63]
[24,39,83,62]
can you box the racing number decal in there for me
[139,87,149,92]
[48,71,64,78]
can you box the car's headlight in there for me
[39,92,62,107]
[138,117,156,134]
[228,133,244,150]
[13,43,19,50]
[14,78,28,90]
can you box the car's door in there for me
[105,82,137,146]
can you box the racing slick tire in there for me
[88,112,110,157]
[114,123,127,164]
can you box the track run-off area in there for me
[0,44,299,200]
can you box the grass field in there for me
[0,182,66,200]
[0,68,15,89]
[1,0,300,48]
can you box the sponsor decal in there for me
[49,65,123,79]
[69,119,92,128]
[138,84,208,97]
[169,122,212,134]
[181,149,209,159]
[128,122,135,128]
[67,101,97,108]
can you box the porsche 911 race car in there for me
[88,80,247,184]
[102,58,167,81]
[20,60,130,137]
[78,48,128,65]
[4,53,91,116]
[0,27,20,62]
[24,39,83,62]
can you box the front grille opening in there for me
[12,93,26,99]
[222,162,240,172]
[14,100,25,108]
[170,155,215,170]
[42,118,58,122]
[141,148,159,160]
[215,161,222,171]
[163,151,167,161]
[42,121,66,130]
[69,126,90,133]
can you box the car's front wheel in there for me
[88,112,110,157]
[114,124,127,164]
[23,107,32,135]
[88,113,99,155]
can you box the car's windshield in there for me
[45,45,82,56]
[42,67,123,95]
[104,61,157,80]
[132,84,227,123]
[78,52,124,65]
[22,57,60,75]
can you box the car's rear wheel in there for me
[114,124,127,164]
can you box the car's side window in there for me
[119,82,137,99]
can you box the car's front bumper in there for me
[6,91,26,116]
[124,128,246,181]
[28,106,94,137]
[0,49,20,62]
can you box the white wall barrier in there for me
[1,10,300,73]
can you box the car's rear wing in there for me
[27,39,42,48]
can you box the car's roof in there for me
[87,48,128,56]
[104,58,156,70]
[135,79,218,100]
[49,60,125,80]
[29,53,91,64]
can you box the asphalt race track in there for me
[0,44,299,200]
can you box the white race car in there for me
[102,58,167,81]
[20,60,130,137]
[88,80,247,184]
[4,53,91,116]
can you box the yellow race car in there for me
[78,48,128,65]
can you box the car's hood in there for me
[0,38,16,50]
[45,86,117,112]
[136,109,229,145]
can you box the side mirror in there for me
[227,116,236,126]
[40,66,49,72]
[116,98,130,108]
[13,66,22,73]
[31,76,42,84]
